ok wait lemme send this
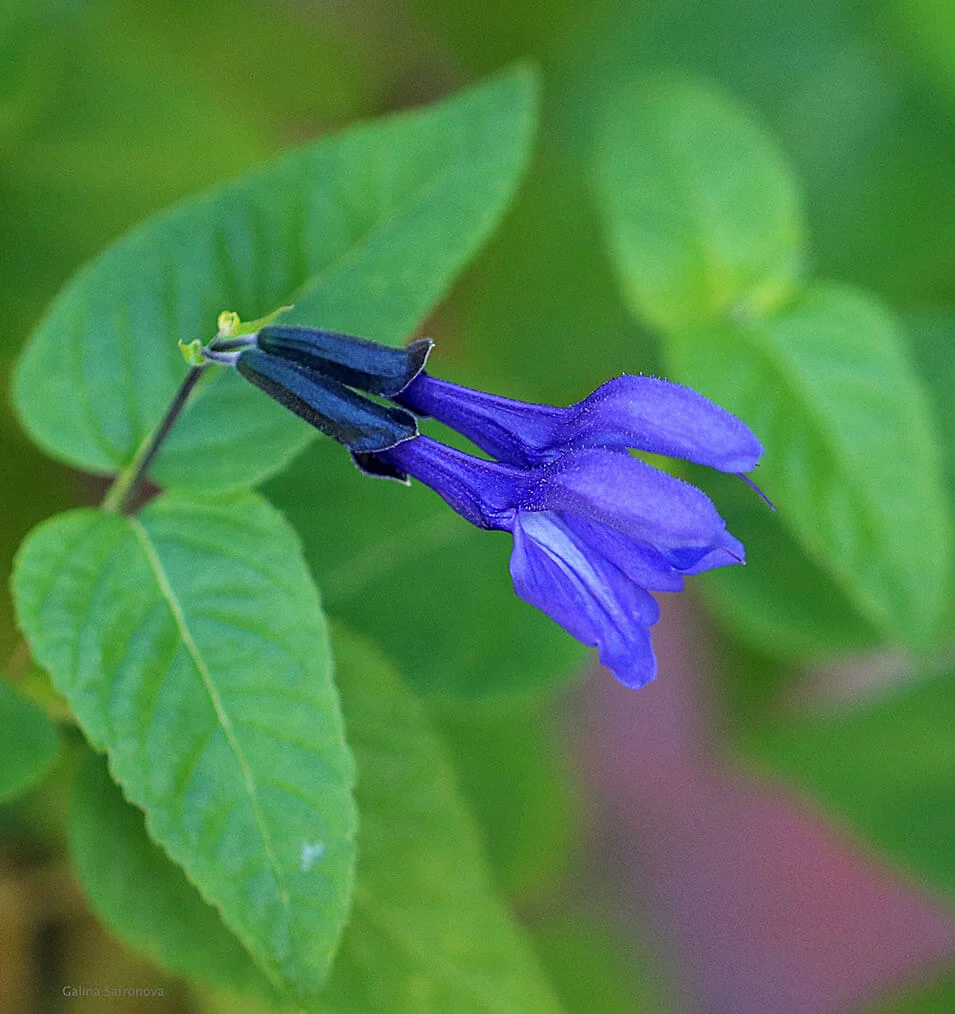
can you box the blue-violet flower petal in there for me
[398,372,763,472]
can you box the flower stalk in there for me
[101,363,207,515]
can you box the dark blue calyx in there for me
[352,451,410,482]
[257,326,433,397]
[236,349,418,454]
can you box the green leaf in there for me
[861,968,955,1014]
[69,751,285,1006]
[0,678,60,801]
[13,66,538,491]
[688,469,880,660]
[64,629,565,1013]
[320,626,564,1013]
[667,284,951,647]
[433,696,576,899]
[532,916,670,1014]
[749,669,955,899]
[593,74,804,334]
[12,491,356,1003]
[905,310,955,499]
[265,436,587,699]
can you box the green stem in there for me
[102,364,207,515]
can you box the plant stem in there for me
[102,365,207,515]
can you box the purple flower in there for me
[362,418,754,689]
[215,324,763,688]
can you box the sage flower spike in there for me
[217,324,764,687]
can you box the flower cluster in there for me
[206,324,764,689]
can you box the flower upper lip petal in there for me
[398,372,763,473]
[555,375,764,473]
[397,372,558,466]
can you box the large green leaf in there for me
[12,491,356,1003]
[65,629,565,1013]
[594,74,804,334]
[749,669,955,898]
[13,66,537,491]
[266,436,587,699]
[668,284,951,646]
[0,677,60,802]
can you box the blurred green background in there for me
[5,0,955,1011]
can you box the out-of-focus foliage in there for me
[750,668,955,899]
[595,76,951,654]
[532,916,672,1014]
[432,694,578,898]
[0,678,60,801]
[595,75,805,333]
[13,68,536,490]
[6,0,955,1011]
[861,966,955,1013]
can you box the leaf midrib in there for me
[127,515,292,975]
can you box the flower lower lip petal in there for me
[677,529,747,574]
[557,513,685,592]
[511,512,659,688]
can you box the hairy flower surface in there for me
[396,371,762,473]
[221,324,763,688]
[359,435,748,688]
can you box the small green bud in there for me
[217,310,241,337]
[178,339,205,366]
